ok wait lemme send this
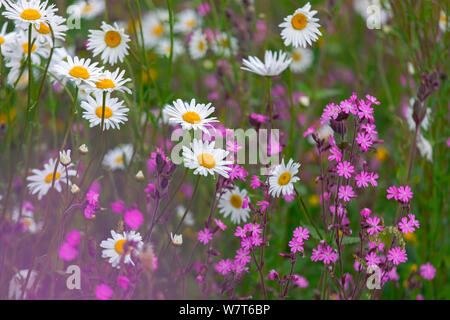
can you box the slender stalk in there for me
[295,189,324,239]
[266,77,273,129]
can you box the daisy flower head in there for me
[279,2,322,48]
[80,92,129,131]
[54,55,103,87]
[142,12,166,48]
[189,29,208,60]
[87,21,130,66]
[182,139,233,178]
[164,98,218,134]
[67,0,105,20]
[2,30,49,65]
[100,230,143,268]
[268,158,301,198]
[103,144,133,171]
[27,157,76,200]
[218,187,251,224]
[241,50,292,77]
[175,8,202,34]
[211,31,238,57]
[290,47,313,73]
[32,12,68,44]
[156,38,184,60]
[2,0,56,29]
[85,68,131,94]
[0,22,9,54]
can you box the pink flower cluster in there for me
[311,242,338,265]
[84,190,100,219]
[386,185,414,203]
[59,230,82,261]
[288,226,310,254]
[398,214,420,234]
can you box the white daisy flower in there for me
[6,60,31,89]
[156,38,184,60]
[290,47,313,73]
[80,92,129,131]
[67,0,104,20]
[353,0,392,26]
[182,139,233,178]
[279,2,322,48]
[439,10,448,32]
[8,269,39,300]
[189,29,208,60]
[176,205,194,226]
[87,21,130,66]
[175,8,202,34]
[2,0,56,29]
[32,12,68,44]
[268,158,301,198]
[11,205,42,234]
[54,55,103,87]
[100,230,143,268]
[83,68,132,94]
[211,32,238,57]
[2,30,50,65]
[26,157,76,200]
[142,13,166,48]
[48,46,72,85]
[0,22,10,54]
[103,144,133,171]
[241,50,292,77]
[164,98,218,134]
[218,187,251,224]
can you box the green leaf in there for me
[342,236,360,245]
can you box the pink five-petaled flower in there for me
[198,228,213,245]
[116,276,130,289]
[235,248,251,265]
[365,251,381,267]
[268,269,279,280]
[247,223,262,236]
[250,175,262,189]
[360,208,371,218]
[338,185,357,202]
[356,132,373,152]
[420,262,436,280]
[86,190,99,206]
[303,125,315,137]
[368,172,379,187]
[387,247,408,265]
[328,146,342,162]
[355,171,370,188]
[293,226,310,241]
[215,259,233,275]
[397,185,413,203]
[59,242,78,261]
[214,218,227,231]
[366,94,380,105]
[321,246,339,264]
[322,103,341,122]
[288,237,305,254]
[256,200,270,212]
[251,234,263,247]
[337,161,355,179]
[357,100,374,121]
[111,200,125,214]
[340,99,356,114]
[366,216,383,236]
[95,284,114,300]
[124,208,144,230]
[386,185,399,200]
[293,275,309,288]
[234,226,246,238]
[226,141,242,154]
[398,214,420,234]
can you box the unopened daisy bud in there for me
[299,95,310,107]
[407,62,415,75]
[71,184,80,194]
[79,144,89,155]
[135,170,145,181]
[170,232,183,246]
[59,149,72,166]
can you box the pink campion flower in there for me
[241,237,253,250]
[250,175,262,189]
[198,228,213,245]
[242,195,249,209]
[368,172,379,187]
[215,259,233,275]
[116,276,130,289]
[386,185,399,200]
[311,247,322,262]
[303,125,315,137]
[226,141,242,154]
[328,146,342,162]
[293,226,310,241]
[398,215,419,234]
[95,284,114,300]
[232,261,249,274]
[365,251,381,267]
[228,164,248,181]
[59,243,78,261]
[338,185,357,202]
[337,161,355,179]
[289,237,305,253]
[250,113,269,124]
[251,234,263,247]
[283,192,295,202]
[366,94,380,105]
[420,262,436,280]
[248,223,262,236]
[387,247,408,265]
[361,123,378,137]
[356,132,373,152]
[366,216,383,236]
[145,183,156,196]
[397,185,413,203]
[84,205,96,219]
[197,2,211,16]
[321,246,338,264]
[65,230,82,247]
[357,100,374,121]
[235,248,250,265]
[214,218,227,231]
[234,226,246,238]
[256,200,270,212]
[86,190,99,206]
[322,102,341,121]
[355,171,370,188]
[268,269,279,280]
[360,208,371,218]
[111,200,125,214]
[124,208,144,230]
[293,275,309,288]
[340,99,355,114]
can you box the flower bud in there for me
[135,170,145,181]
[79,144,88,155]
[71,184,80,194]
[59,149,72,166]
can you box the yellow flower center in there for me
[69,66,90,79]
[291,13,308,30]
[35,22,51,34]
[198,41,205,51]
[187,20,196,28]
[153,24,164,36]
[230,194,242,209]
[182,111,201,124]
[293,52,302,61]
[0,37,4,45]
[278,172,291,186]
[96,79,116,90]
[45,172,61,183]
[20,9,41,21]
[23,218,32,229]
[221,39,230,47]
[95,106,113,119]
[115,156,123,164]
[197,153,215,169]
[83,5,92,13]
[114,239,127,255]
[22,42,37,54]
[104,30,122,47]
